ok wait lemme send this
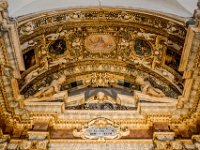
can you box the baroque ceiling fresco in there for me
[18,8,185,99]
[0,0,200,149]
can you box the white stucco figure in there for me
[135,76,165,97]
[33,75,66,98]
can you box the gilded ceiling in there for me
[16,8,186,102]
[0,0,200,149]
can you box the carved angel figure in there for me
[135,76,165,97]
[33,75,66,98]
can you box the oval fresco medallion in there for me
[49,39,67,55]
[134,39,152,56]
[85,34,116,53]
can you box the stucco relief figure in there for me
[135,76,165,97]
[87,92,115,104]
[118,38,130,57]
[28,40,38,47]
[72,37,82,47]
[131,58,151,67]
[72,37,83,59]
[33,75,66,98]
[95,92,107,103]
[137,32,155,41]
[167,23,179,35]
[46,27,72,41]
[46,33,60,41]
[20,22,34,35]
[49,57,68,66]
[71,11,85,19]
[155,36,167,51]
[85,92,115,110]
[91,73,111,87]
[46,30,70,41]
[137,29,156,41]
[150,51,160,70]
[25,65,47,83]
[150,36,167,69]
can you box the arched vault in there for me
[0,1,200,149]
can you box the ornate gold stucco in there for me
[0,1,200,149]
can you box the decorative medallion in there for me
[85,34,116,53]
[49,39,67,55]
[134,39,152,56]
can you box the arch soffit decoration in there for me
[18,7,187,97]
[0,3,200,145]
